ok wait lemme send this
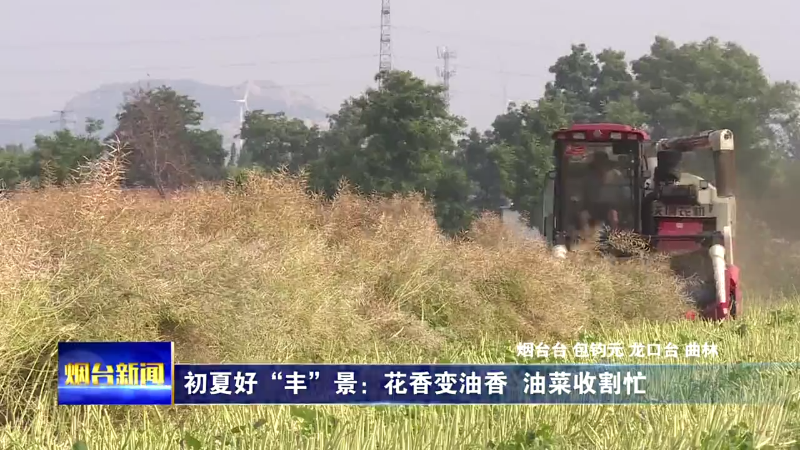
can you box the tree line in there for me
[1,35,798,235]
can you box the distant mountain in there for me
[0,79,331,148]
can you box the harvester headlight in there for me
[610,132,622,139]
[699,180,709,189]
[572,132,585,139]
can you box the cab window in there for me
[561,142,635,232]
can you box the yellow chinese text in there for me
[64,362,91,385]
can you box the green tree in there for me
[432,158,474,235]
[239,111,321,173]
[543,44,599,123]
[0,143,33,187]
[457,128,514,213]
[84,117,105,136]
[113,86,226,194]
[538,37,800,193]
[631,36,800,191]
[227,142,238,167]
[0,151,32,188]
[488,98,569,226]
[310,70,470,234]
[307,98,367,195]
[541,45,639,124]
[187,129,228,181]
[29,118,106,185]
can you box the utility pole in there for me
[436,46,456,108]
[378,0,392,86]
[51,109,75,130]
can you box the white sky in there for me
[0,0,795,129]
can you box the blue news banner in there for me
[58,342,794,406]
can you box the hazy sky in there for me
[0,0,795,129]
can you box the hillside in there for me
[0,79,330,147]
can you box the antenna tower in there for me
[51,109,75,130]
[436,47,457,107]
[378,0,392,83]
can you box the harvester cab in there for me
[540,123,741,320]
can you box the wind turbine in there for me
[231,80,252,165]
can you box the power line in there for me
[3,53,541,78]
[0,51,540,90]
[392,25,553,49]
[0,24,550,52]
[396,54,541,78]
[0,53,540,105]
[0,86,522,109]
[449,88,519,100]
[2,54,379,75]
[0,80,373,98]
[0,26,380,50]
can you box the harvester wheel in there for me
[730,287,740,319]
[690,282,718,320]
[728,266,742,320]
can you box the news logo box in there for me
[58,341,174,405]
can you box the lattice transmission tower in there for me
[378,0,392,85]
[436,46,456,108]
[51,109,75,130]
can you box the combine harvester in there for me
[539,123,741,320]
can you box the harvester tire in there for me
[730,288,740,319]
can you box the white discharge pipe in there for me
[709,244,728,316]
[553,245,567,259]
[723,225,733,266]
